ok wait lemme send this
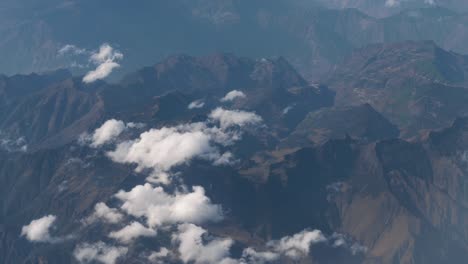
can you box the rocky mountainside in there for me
[283,104,400,147]
[1,39,468,263]
[327,40,468,137]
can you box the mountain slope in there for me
[327,40,468,137]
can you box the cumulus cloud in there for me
[188,100,205,109]
[148,247,170,263]
[107,123,232,184]
[21,215,57,242]
[240,248,279,264]
[90,119,126,147]
[81,119,146,148]
[109,221,157,244]
[209,108,262,129]
[83,44,123,83]
[173,224,236,264]
[167,227,356,264]
[115,184,223,228]
[220,90,246,102]
[85,202,124,224]
[74,242,128,264]
[267,229,326,259]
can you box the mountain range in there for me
[3,0,468,81]
[2,1,468,264]
[1,39,468,263]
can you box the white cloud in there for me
[329,233,367,255]
[107,123,226,184]
[109,221,157,244]
[108,126,214,182]
[58,44,87,56]
[74,242,128,264]
[188,100,205,109]
[282,105,294,115]
[21,215,57,243]
[267,229,326,259]
[148,247,170,263]
[115,184,223,228]
[173,224,236,264]
[213,152,237,166]
[209,108,262,129]
[83,43,123,83]
[240,248,279,264]
[221,90,246,102]
[85,202,124,224]
[91,119,126,147]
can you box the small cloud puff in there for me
[83,44,123,83]
[85,202,124,224]
[58,44,87,56]
[329,233,368,255]
[267,229,326,259]
[240,248,279,264]
[282,105,294,115]
[91,119,126,147]
[74,241,128,264]
[173,224,236,264]
[148,247,170,263]
[21,215,57,243]
[115,184,223,228]
[220,90,246,102]
[109,221,157,244]
[209,108,262,129]
[82,119,145,148]
[188,100,205,109]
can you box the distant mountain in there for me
[327,40,468,137]
[316,0,468,17]
[2,0,468,82]
[0,53,333,150]
[283,104,399,147]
